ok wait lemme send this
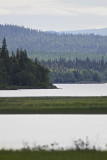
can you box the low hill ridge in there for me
[0,24,107,60]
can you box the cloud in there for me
[0,0,107,16]
[58,0,107,7]
[0,14,107,31]
[69,6,107,16]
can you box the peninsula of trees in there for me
[0,38,55,89]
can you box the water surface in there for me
[0,83,107,97]
[0,115,107,150]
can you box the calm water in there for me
[0,115,107,150]
[0,84,107,150]
[0,83,107,97]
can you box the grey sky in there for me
[0,0,107,31]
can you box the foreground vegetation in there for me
[0,97,107,114]
[0,150,107,160]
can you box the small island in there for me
[0,38,56,89]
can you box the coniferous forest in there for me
[0,25,107,85]
[0,24,107,61]
[39,57,107,83]
[0,38,54,89]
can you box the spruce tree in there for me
[1,37,9,57]
[1,37,9,72]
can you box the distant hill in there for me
[0,24,107,60]
[60,28,107,36]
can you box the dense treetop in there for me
[0,38,54,89]
[0,24,107,60]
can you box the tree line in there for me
[0,38,54,89]
[39,57,107,83]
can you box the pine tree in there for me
[1,37,9,58]
[1,37,10,72]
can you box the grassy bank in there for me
[0,97,107,114]
[0,150,107,160]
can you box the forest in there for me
[0,24,107,60]
[0,38,54,89]
[0,24,107,84]
[39,57,107,83]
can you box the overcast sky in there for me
[0,0,107,31]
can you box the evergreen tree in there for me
[1,37,9,58]
[0,38,54,89]
[1,37,9,72]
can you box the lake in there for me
[0,83,107,97]
[0,115,107,150]
[0,84,107,150]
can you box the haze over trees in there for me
[60,28,107,36]
[0,24,107,60]
[0,38,54,89]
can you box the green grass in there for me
[0,97,107,114]
[0,150,107,160]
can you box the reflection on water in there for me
[0,83,107,97]
[0,115,107,150]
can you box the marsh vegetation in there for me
[0,97,107,114]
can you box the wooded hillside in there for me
[0,24,107,60]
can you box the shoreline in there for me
[0,149,107,160]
